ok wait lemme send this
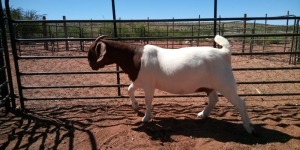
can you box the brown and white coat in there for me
[88,35,256,135]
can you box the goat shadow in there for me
[132,117,300,144]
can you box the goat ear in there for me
[95,35,108,42]
[95,42,106,62]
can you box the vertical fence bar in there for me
[42,16,48,50]
[242,13,247,53]
[172,17,175,49]
[0,48,10,110]
[296,19,300,64]
[5,0,24,110]
[197,15,200,46]
[90,19,93,37]
[218,15,221,35]
[63,16,69,51]
[147,17,149,44]
[250,20,256,57]
[166,25,169,48]
[284,11,289,52]
[111,0,121,96]
[263,14,267,52]
[213,0,217,48]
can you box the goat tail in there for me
[214,35,231,51]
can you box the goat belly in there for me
[154,70,211,94]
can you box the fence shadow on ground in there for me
[0,108,97,150]
[0,102,299,149]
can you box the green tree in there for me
[6,7,44,20]
[4,7,45,38]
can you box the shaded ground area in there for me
[1,98,299,149]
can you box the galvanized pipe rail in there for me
[10,16,300,23]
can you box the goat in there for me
[88,35,256,135]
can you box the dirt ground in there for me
[1,40,300,149]
[0,98,300,150]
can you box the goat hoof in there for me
[246,125,259,136]
[197,111,207,119]
[142,115,152,122]
[250,127,260,137]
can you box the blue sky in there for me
[5,0,300,20]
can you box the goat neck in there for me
[103,40,144,81]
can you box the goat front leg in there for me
[128,83,139,112]
[142,88,155,122]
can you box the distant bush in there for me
[4,7,45,39]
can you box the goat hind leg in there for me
[222,90,255,134]
[128,83,139,112]
[197,90,219,119]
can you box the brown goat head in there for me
[87,35,111,70]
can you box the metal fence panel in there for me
[3,0,300,110]
[0,0,15,110]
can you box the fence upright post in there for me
[242,13,247,53]
[0,0,14,110]
[213,0,217,48]
[284,11,290,52]
[111,0,121,96]
[263,14,267,52]
[42,16,48,50]
[63,16,69,51]
[5,0,24,110]
[197,15,200,46]
[172,17,174,49]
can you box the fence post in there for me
[213,0,217,48]
[242,13,247,53]
[5,0,24,110]
[166,25,169,48]
[250,20,256,57]
[0,1,13,110]
[296,19,300,64]
[172,17,174,49]
[63,16,69,51]
[111,0,121,96]
[42,16,48,50]
[284,11,289,52]
[80,28,84,51]
[197,15,200,46]
[263,14,267,52]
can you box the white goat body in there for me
[88,35,256,135]
[136,43,231,94]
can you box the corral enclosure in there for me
[1,0,300,149]
[13,16,300,103]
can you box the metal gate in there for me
[0,1,15,111]
[2,0,300,110]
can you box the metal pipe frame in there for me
[3,0,300,108]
